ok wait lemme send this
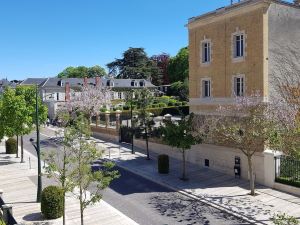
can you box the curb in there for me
[115,162,264,225]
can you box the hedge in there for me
[158,154,169,174]
[41,186,64,219]
[0,218,5,225]
[5,138,17,154]
[275,177,300,188]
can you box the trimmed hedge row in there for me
[275,177,300,188]
[41,186,64,219]
[5,138,17,154]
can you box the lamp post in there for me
[130,90,135,154]
[30,84,42,203]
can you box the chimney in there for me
[65,82,70,102]
[95,76,100,86]
[83,77,88,86]
[294,0,300,6]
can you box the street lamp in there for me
[30,84,42,203]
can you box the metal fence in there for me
[275,156,300,188]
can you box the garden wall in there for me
[134,139,266,185]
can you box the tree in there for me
[162,113,201,180]
[135,88,154,160]
[167,47,189,83]
[68,115,119,225]
[268,44,300,158]
[58,65,106,78]
[1,88,31,161]
[43,129,73,225]
[150,53,170,85]
[209,94,277,195]
[66,84,112,123]
[107,47,159,80]
[167,79,189,101]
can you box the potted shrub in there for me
[41,186,64,219]
[158,154,169,174]
[5,138,17,154]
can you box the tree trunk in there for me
[247,155,255,196]
[16,136,19,158]
[79,186,84,225]
[181,150,187,180]
[145,127,150,160]
[20,136,24,163]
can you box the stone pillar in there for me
[164,114,172,121]
[116,110,122,130]
[263,149,283,188]
[2,204,13,224]
[105,111,110,128]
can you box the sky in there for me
[0,0,291,80]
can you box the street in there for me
[23,128,249,225]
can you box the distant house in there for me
[20,77,156,119]
[0,78,19,93]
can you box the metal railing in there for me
[0,191,18,225]
[275,156,300,188]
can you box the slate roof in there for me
[20,78,47,86]
[21,77,156,89]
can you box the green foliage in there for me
[271,213,299,225]
[41,186,64,219]
[5,138,17,154]
[167,79,189,101]
[107,47,159,80]
[158,154,169,174]
[167,47,189,83]
[58,65,106,78]
[275,177,300,188]
[162,114,201,151]
[0,217,5,225]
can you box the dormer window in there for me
[131,80,138,87]
[107,80,114,87]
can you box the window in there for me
[56,93,59,101]
[202,41,211,63]
[139,81,144,87]
[202,79,211,98]
[131,80,135,87]
[234,34,244,58]
[234,77,244,96]
[118,92,122,99]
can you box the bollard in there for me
[29,157,31,169]
[2,204,13,225]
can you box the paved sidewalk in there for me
[93,137,300,225]
[0,144,138,225]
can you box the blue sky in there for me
[0,0,287,80]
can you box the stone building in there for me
[186,0,300,194]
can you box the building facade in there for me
[188,0,300,115]
[186,0,300,193]
[20,77,156,120]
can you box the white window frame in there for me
[201,78,212,98]
[232,28,246,62]
[200,38,212,66]
[233,75,245,97]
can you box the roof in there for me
[188,0,300,25]
[102,77,156,88]
[20,78,47,86]
[20,77,156,89]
